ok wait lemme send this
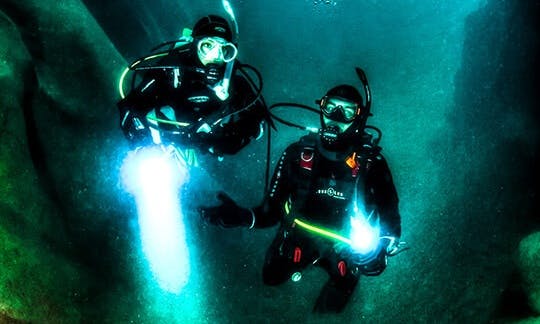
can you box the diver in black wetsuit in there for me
[199,73,402,313]
[117,14,269,159]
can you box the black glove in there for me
[118,107,151,147]
[199,191,254,228]
[380,236,401,256]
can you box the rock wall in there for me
[0,0,132,321]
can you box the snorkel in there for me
[222,0,239,44]
[355,67,371,115]
[213,0,239,100]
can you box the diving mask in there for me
[320,96,360,123]
[197,37,238,65]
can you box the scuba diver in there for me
[199,70,403,313]
[117,14,269,160]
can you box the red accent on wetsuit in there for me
[293,247,302,263]
[300,149,314,171]
[338,260,347,277]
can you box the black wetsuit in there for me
[251,133,401,312]
[117,41,267,156]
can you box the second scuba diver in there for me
[199,69,403,313]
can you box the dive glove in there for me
[119,108,151,147]
[381,236,407,256]
[199,191,255,228]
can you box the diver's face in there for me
[197,36,238,66]
[321,97,357,132]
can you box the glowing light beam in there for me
[121,146,190,293]
[349,210,380,255]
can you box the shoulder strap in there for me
[283,135,318,213]
[298,134,318,171]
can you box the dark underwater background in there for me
[0,0,539,323]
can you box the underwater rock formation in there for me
[517,231,540,314]
[0,0,129,321]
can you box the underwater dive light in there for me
[347,172,380,254]
[121,145,191,293]
[348,210,380,255]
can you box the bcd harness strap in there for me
[283,141,372,245]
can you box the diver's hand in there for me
[380,236,399,256]
[381,236,403,256]
[381,237,396,253]
[199,191,255,228]
[119,110,151,147]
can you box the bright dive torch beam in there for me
[121,145,190,293]
[349,210,380,255]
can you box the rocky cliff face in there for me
[0,0,135,321]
